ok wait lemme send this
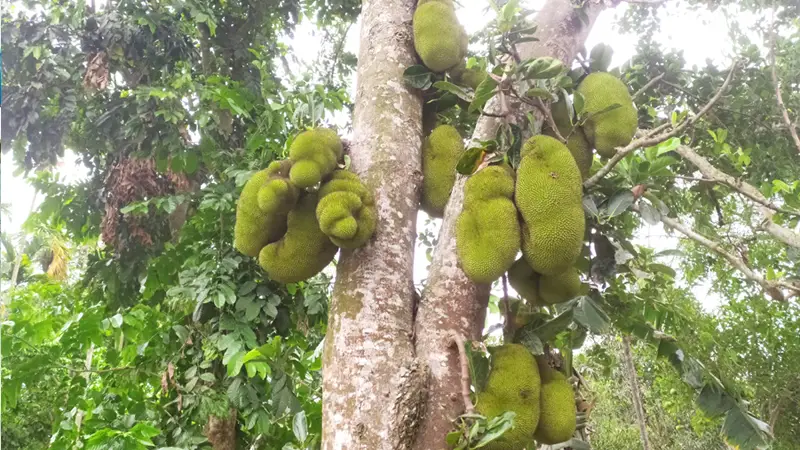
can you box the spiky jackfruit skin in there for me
[234,167,289,257]
[534,364,577,445]
[316,170,377,249]
[288,128,343,188]
[577,72,637,157]
[413,0,467,72]
[421,125,464,217]
[456,165,521,283]
[515,136,585,276]
[454,67,487,90]
[508,257,540,304]
[257,160,299,215]
[538,267,582,305]
[476,344,541,450]
[544,96,593,180]
[258,194,338,283]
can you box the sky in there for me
[1,0,737,309]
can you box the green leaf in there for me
[466,342,490,393]
[433,81,472,102]
[696,383,736,417]
[226,350,247,377]
[573,296,610,333]
[639,201,661,225]
[582,195,599,217]
[110,313,124,328]
[524,87,552,99]
[469,77,499,114]
[604,191,634,218]
[722,406,771,450]
[532,309,574,342]
[649,263,676,278]
[293,411,308,443]
[403,65,433,90]
[456,147,486,175]
[572,91,585,116]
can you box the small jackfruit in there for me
[476,344,541,450]
[234,165,290,257]
[538,267,582,305]
[515,135,585,276]
[456,165,521,283]
[534,362,576,445]
[507,257,540,304]
[317,170,377,249]
[258,194,338,283]
[257,160,299,215]
[413,0,467,72]
[421,125,465,217]
[288,128,343,188]
[576,72,637,157]
[452,66,488,90]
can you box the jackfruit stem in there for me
[449,330,475,413]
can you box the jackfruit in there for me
[476,344,541,450]
[413,0,467,72]
[257,160,299,215]
[508,257,540,305]
[316,170,377,249]
[538,267,582,305]
[544,96,593,180]
[452,66,488,90]
[534,362,576,445]
[288,128,343,188]
[421,125,465,217]
[234,164,290,257]
[576,72,637,157]
[456,165,521,283]
[258,193,338,283]
[515,135,585,276]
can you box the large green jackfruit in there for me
[538,267,582,305]
[576,72,637,157]
[288,128,343,188]
[534,362,576,445]
[257,160,299,215]
[421,125,464,217]
[234,165,290,257]
[456,165,521,283]
[476,344,541,450]
[258,194,338,283]
[316,170,377,249]
[413,0,467,72]
[508,257,540,305]
[515,135,585,276]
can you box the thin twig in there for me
[631,203,800,300]
[632,73,665,100]
[769,28,800,154]
[449,331,475,413]
[584,59,740,188]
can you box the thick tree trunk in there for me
[622,336,651,450]
[204,410,237,450]
[321,0,425,447]
[412,1,605,448]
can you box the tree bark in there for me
[413,1,605,448]
[204,410,237,450]
[622,336,651,450]
[321,0,426,447]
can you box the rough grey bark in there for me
[321,0,426,447]
[412,1,606,448]
[622,336,651,450]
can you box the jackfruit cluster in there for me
[515,135,585,276]
[413,0,467,72]
[421,125,465,217]
[534,360,577,445]
[259,194,339,283]
[507,258,583,306]
[234,128,377,283]
[288,128,343,188]
[576,72,637,157]
[234,161,293,257]
[456,165,521,283]
[317,170,377,249]
[476,344,541,450]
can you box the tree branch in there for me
[769,30,800,154]
[674,145,800,249]
[622,336,651,450]
[632,73,665,100]
[631,203,800,300]
[450,331,475,414]
[584,59,740,189]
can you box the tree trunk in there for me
[321,0,425,447]
[412,2,604,448]
[204,410,237,450]
[622,336,651,450]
